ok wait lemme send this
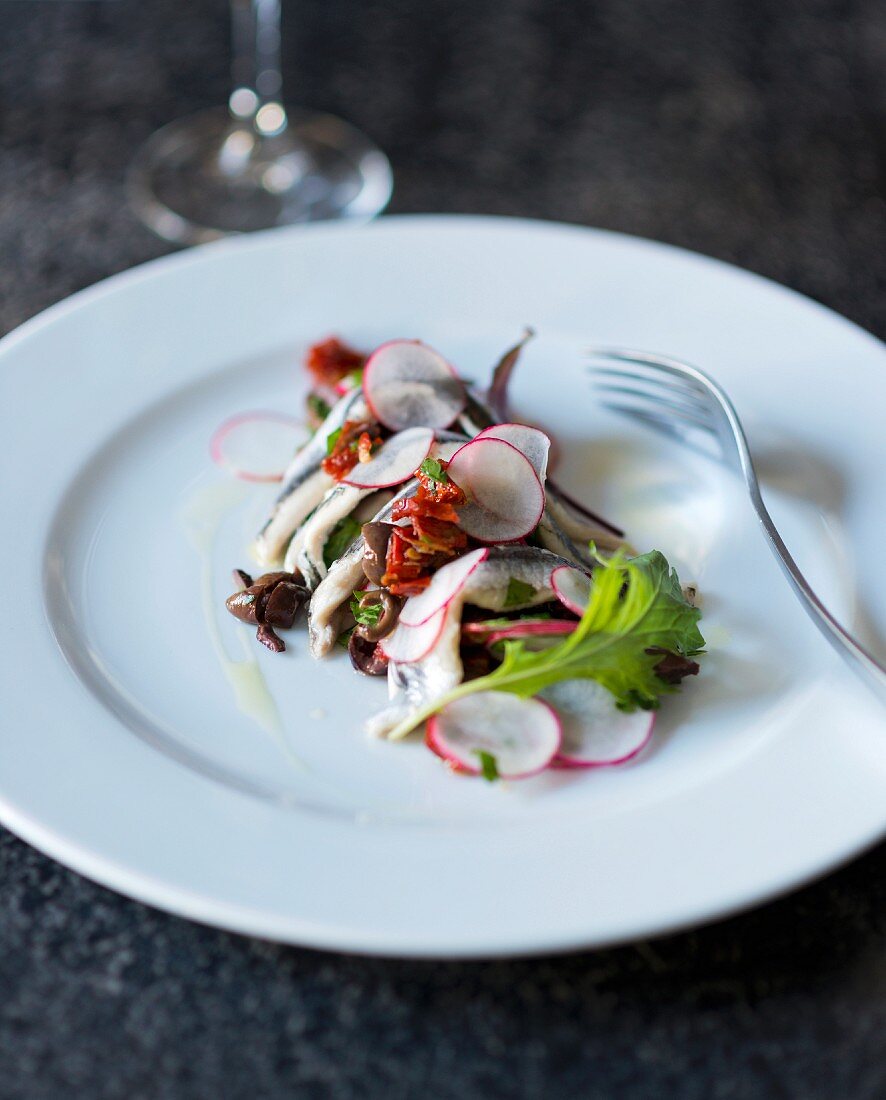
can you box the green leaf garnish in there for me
[345,369,364,389]
[350,594,383,626]
[419,457,448,483]
[388,550,704,740]
[474,749,500,782]
[337,626,355,648]
[308,393,332,422]
[323,516,362,567]
[326,427,342,455]
[503,577,536,608]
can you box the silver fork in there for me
[588,347,886,705]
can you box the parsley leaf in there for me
[344,369,364,390]
[350,594,383,626]
[388,550,704,740]
[323,516,362,567]
[325,427,342,455]
[308,393,331,422]
[474,750,500,782]
[419,457,448,483]
[503,577,536,608]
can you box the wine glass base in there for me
[128,106,393,245]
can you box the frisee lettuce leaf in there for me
[388,550,704,740]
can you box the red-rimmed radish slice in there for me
[341,426,434,489]
[484,620,576,647]
[446,437,545,543]
[475,423,551,480]
[551,564,592,616]
[363,340,466,431]
[210,411,304,483]
[462,617,574,639]
[378,605,447,664]
[398,548,489,627]
[542,680,654,767]
[427,692,561,779]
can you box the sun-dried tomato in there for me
[415,465,466,505]
[321,419,383,480]
[305,337,366,388]
[381,459,470,595]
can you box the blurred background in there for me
[3,2,886,1096]
[3,0,886,335]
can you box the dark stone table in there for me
[2,1,885,1095]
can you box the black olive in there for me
[348,632,388,676]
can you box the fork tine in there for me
[598,404,722,451]
[588,347,708,381]
[591,381,716,428]
[598,401,724,459]
[589,364,708,397]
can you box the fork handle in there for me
[751,484,886,706]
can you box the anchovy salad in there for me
[217,335,705,781]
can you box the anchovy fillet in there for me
[285,482,373,586]
[307,481,418,657]
[253,388,369,565]
[546,495,626,555]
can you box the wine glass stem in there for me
[229,0,287,128]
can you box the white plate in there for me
[2,216,885,958]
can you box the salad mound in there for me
[219,334,704,781]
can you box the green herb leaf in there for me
[337,626,355,648]
[345,369,364,389]
[323,516,362,568]
[419,457,448,483]
[325,427,342,455]
[307,393,332,422]
[350,594,383,626]
[474,749,500,782]
[503,577,536,608]
[388,550,704,740]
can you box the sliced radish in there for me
[462,617,574,640]
[427,692,561,779]
[446,438,545,543]
[551,564,592,616]
[484,620,576,647]
[210,411,303,483]
[475,424,551,481]
[341,426,434,489]
[542,680,655,767]
[378,605,447,663]
[398,548,489,627]
[363,340,466,431]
